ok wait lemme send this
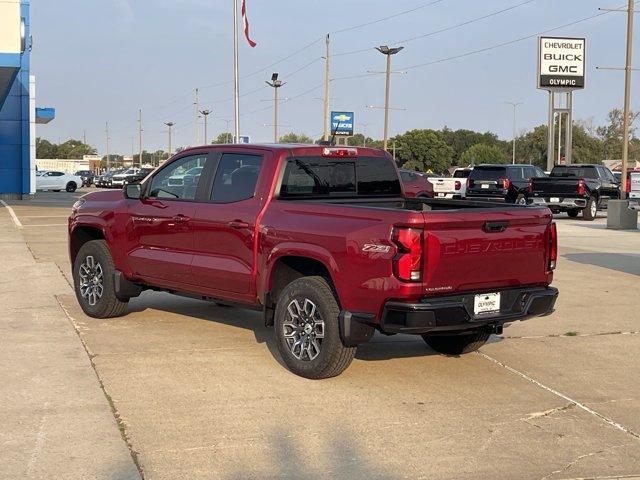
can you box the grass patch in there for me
[564,331,579,337]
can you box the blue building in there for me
[1,0,54,199]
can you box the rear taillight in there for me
[577,179,586,196]
[500,177,511,189]
[548,222,557,271]
[454,180,461,191]
[466,178,474,189]
[528,179,533,194]
[392,227,422,282]
[626,178,631,193]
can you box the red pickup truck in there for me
[69,144,558,379]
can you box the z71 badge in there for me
[362,244,391,253]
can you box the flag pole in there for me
[233,0,240,143]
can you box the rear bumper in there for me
[529,197,586,210]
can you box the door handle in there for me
[228,220,250,229]
[173,214,191,223]
[483,221,508,233]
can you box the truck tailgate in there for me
[531,177,579,196]
[432,178,458,194]
[421,207,552,294]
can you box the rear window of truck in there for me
[280,156,401,197]
[468,166,506,181]
[551,166,598,179]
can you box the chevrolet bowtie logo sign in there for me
[330,111,354,136]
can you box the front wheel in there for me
[582,196,597,221]
[66,182,77,193]
[423,330,491,356]
[73,240,128,318]
[274,276,356,379]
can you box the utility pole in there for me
[233,0,240,143]
[266,73,285,143]
[138,109,143,167]
[360,123,370,147]
[83,130,87,146]
[621,0,634,200]
[164,122,174,162]
[506,102,522,164]
[194,88,200,145]
[200,110,211,145]
[323,34,330,142]
[105,122,110,173]
[375,45,404,151]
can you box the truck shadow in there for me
[563,252,640,276]
[127,292,439,363]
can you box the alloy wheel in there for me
[282,298,325,361]
[79,255,104,306]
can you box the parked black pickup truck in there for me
[529,165,620,220]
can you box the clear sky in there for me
[31,0,638,155]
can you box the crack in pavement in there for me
[503,331,640,340]
[539,444,631,480]
[478,352,640,440]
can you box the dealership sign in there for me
[331,111,354,136]
[538,36,585,90]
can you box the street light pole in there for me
[375,45,404,151]
[138,109,143,167]
[105,122,110,173]
[164,122,174,162]
[621,0,634,200]
[506,102,522,164]
[266,73,285,143]
[323,34,330,142]
[232,0,240,143]
[200,110,211,145]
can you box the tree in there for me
[517,125,549,168]
[392,129,454,173]
[440,127,509,165]
[36,138,58,158]
[212,132,233,144]
[597,108,640,159]
[56,139,96,159]
[279,132,314,144]
[460,143,510,166]
[346,133,376,147]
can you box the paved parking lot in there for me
[2,191,639,480]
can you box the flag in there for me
[241,0,257,48]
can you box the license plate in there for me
[474,292,501,315]
[481,184,490,189]
[550,197,560,203]
[437,193,445,197]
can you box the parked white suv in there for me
[111,168,140,187]
[36,171,83,192]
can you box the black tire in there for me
[52,189,61,192]
[274,276,356,379]
[515,194,527,205]
[582,196,597,221]
[73,240,128,318]
[66,182,77,193]
[567,209,580,218]
[423,330,491,356]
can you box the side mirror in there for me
[124,183,142,199]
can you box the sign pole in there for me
[546,92,555,172]
[565,92,573,165]
[232,0,240,144]
[621,0,634,200]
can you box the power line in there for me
[330,0,447,35]
[333,0,539,57]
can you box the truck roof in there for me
[175,144,388,157]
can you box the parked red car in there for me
[69,144,558,379]
[399,169,434,198]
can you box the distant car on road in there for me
[36,171,83,192]
[399,169,434,198]
[529,164,620,220]
[431,168,472,199]
[466,164,546,204]
[74,170,95,187]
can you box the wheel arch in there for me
[69,224,107,265]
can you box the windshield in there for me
[279,156,401,198]
[551,166,598,179]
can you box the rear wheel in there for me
[73,240,128,318]
[515,194,527,205]
[423,330,491,356]
[582,196,597,221]
[567,209,580,218]
[66,182,77,193]
[274,276,356,379]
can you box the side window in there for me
[148,154,207,200]
[210,153,262,203]
[510,167,524,181]
[51,171,64,177]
